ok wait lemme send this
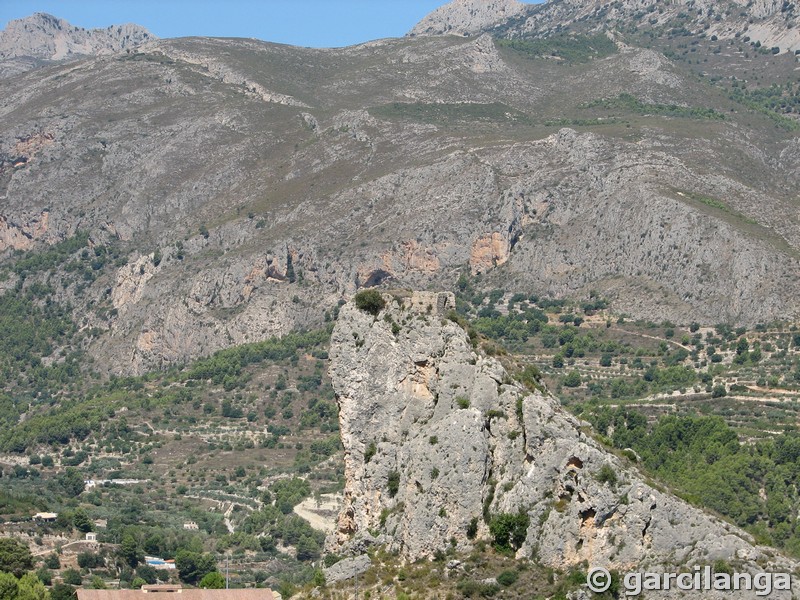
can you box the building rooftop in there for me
[77,587,274,600]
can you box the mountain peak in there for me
[0,12,154,63]
[408,0,529,37]
[408,0,800,55]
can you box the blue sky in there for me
[0,1,540,48]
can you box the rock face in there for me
[409,0,800,54]
[328,292,798,596]
[408,0,528,37]
[322,555,371,585]
[0,13,153,68]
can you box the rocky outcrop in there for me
[408,0,528,38]
[0,13,153,63]
[150,44,310,108]
[323,555,371,585]
[409,0,800,54]
[0,211,51,251]
[470,229,516,274]
[327,292,798,596]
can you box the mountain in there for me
[0,7,798,375]
[327,291,798,596]
[409,0,529,37]
[410,0,800,55]
[1,6,800,597]
[0,13,154,77]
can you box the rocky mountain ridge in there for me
[0,13,153,77]
[409,0,529,38]
[327,291,798,597]
[0,11,798,373]
[411,0,800,55]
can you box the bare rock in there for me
[409,0,528,37]
[322,555,371,585]
[327,292,799,597]
[0,13,153,62]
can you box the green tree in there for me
[563,370,582,388]
[49,585,75,600]
[198,572,224,589]
[77,553,102,570]
[497,570,518,586]
[387,471,400,498]
[175,551,216,585]
[72,509,92,533]
[61,571,81,586]
[295,535,321,562]
[466,517,479,540]
[16,574,48,600]
[35,569,51,587]
[736,337,749,355]
[58,469,85,498]
[271,478,311,514]
[118,534,142,569]
[0,538,34,577]
[135,565,158,585]
[596,464,618,486]
[312,570,326,587]
[0,572,18,600]
[489,512,530,551]
[88,577,105,590]
[354,290,385,316]
[130,578,146,590]
[221,400,242,419]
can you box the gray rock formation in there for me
[408,0,528,38]
[0,13,153,73]
[327,291,798,596]
[409,0,800,54]
[322,555,371,585]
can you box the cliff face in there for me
[408,0,529,37]
[328,292,797,595]
[0,13,153,77]
[409,0,800,54]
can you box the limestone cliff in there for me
[409,0,800,55]
[328,291,798,596]
[408,0,528,38]
[0,13,153,76]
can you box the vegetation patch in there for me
[544,117,623,127]
[579,408,800,556]
[496,34,617,63]
[727,81,800,130]
[489,511,530,551]
[585,93,726,120]
[369,102,531,125]
[354,289,386,316]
